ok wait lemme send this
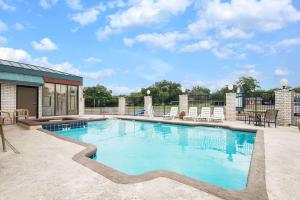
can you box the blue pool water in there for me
[55,119,256,190]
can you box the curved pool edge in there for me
[37,118,268,200]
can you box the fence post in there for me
[144,96,152,117]
[225,93,236,121]
[275,89,294,126]
[118,97,126,115]
[179,95,188,114]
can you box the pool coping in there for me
[38,117,268,200]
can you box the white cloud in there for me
[33,57,114,79]
[31,38,58,51]
[245,44,265,53]
[97,0,191,39]
[219,28,253,39]
[0,47,31,62]
[40,0,58,9]
[274,68,288,76]
[124,32,188,50]
[71,5,105,26]
[0,36,7,46]
[108,85,138,95]
[276,37,300,47]
[135,59,173,81]
[0,20,8,32]
[13,23,24,30]
[84,57,102,64]
[0,0,15,11]
[66,0,82,10]
[188,0,300,38]
[180,39,217,52]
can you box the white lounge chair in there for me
[183,107,198,121]
[163,107,178,120]
[212,107,225,122]
[196,107,211,121]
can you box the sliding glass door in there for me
[55,84,67,116]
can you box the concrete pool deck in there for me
[0,115,300,200]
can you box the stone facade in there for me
[38,86,43,118]
[225,93,236,121]
[118,97,126,115]
[1,83,16,116]
[144,96,152,117]
[179,95,188,114]
[275,89,294,126]
[78,86,85,116]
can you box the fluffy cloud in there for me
[188,0,300,38]
[124,32,188,50]
[245,44,265,53]
[13,23,24,30]
[0,47,31,62]
[0,0,15,11]
[84,57,102,64]
[180,39,217,52]
[0,20,8,32]
[274,68,288,76]
[276,37,300,47]
[66,0,83,10]
[39,0,58,9]
[0,36,7,46]
[97,0,191,39]
[71,6,103,26]
[31,38,58,51]
[219,28,253,39]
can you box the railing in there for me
[85,107,118,115]
[188,95,225,115]
[153,101,179,117]
[236,92,275,121]
[292,94,300,126]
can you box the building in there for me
[0,59,84,118]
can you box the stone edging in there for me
[38,118,268,200]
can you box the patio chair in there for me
[263,109,279,128]
[0,118,6,152]
[183,107,198,121]
[212,107,225,122]
[13,109,29,124]
[0,110,13,124]
[196,107,211,121]
[137,109,145,116]
[163,107,178,120]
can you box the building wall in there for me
[38,86,43,118]
[78,86,84,116]
[1,83,16,116]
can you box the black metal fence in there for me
[125,97,144,116]
[188,95,225,114]
[292,94,300,126]
[236,91,275,121]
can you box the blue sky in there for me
[0,0,300,95]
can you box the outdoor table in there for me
[245,110,266,126]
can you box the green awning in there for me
[0,72,44,86]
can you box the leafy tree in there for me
[84,85,117,107]
[210,87,229,100]
[236,76,260,94]
[188,86,210,96]
[293,87,300,94]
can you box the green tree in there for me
[236,76,260,94]
[188,86,210,96]
[293,87,300,94]
[84,85,117,107]
[210,87,229,100]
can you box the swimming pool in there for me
[55,119,256,190]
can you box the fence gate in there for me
[236,91,275,121]
[292,94,300,126]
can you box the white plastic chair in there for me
[212,107,225,122]
[163,107,178,120]
[197,107,211,121]
[183,107,198,121]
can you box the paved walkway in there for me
[0,116,299,200]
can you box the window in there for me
[56,84,67,115]
[42,83,55,116]
[68,85,78,115]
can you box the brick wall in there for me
[275,89,294,126]
[78,86,84,116]
[179,95,188,113]
[225,93,236,121]
[1,83,17,116]
[144,96,152,117]
[118,97,126,115]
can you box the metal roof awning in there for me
[0,72,44,86]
